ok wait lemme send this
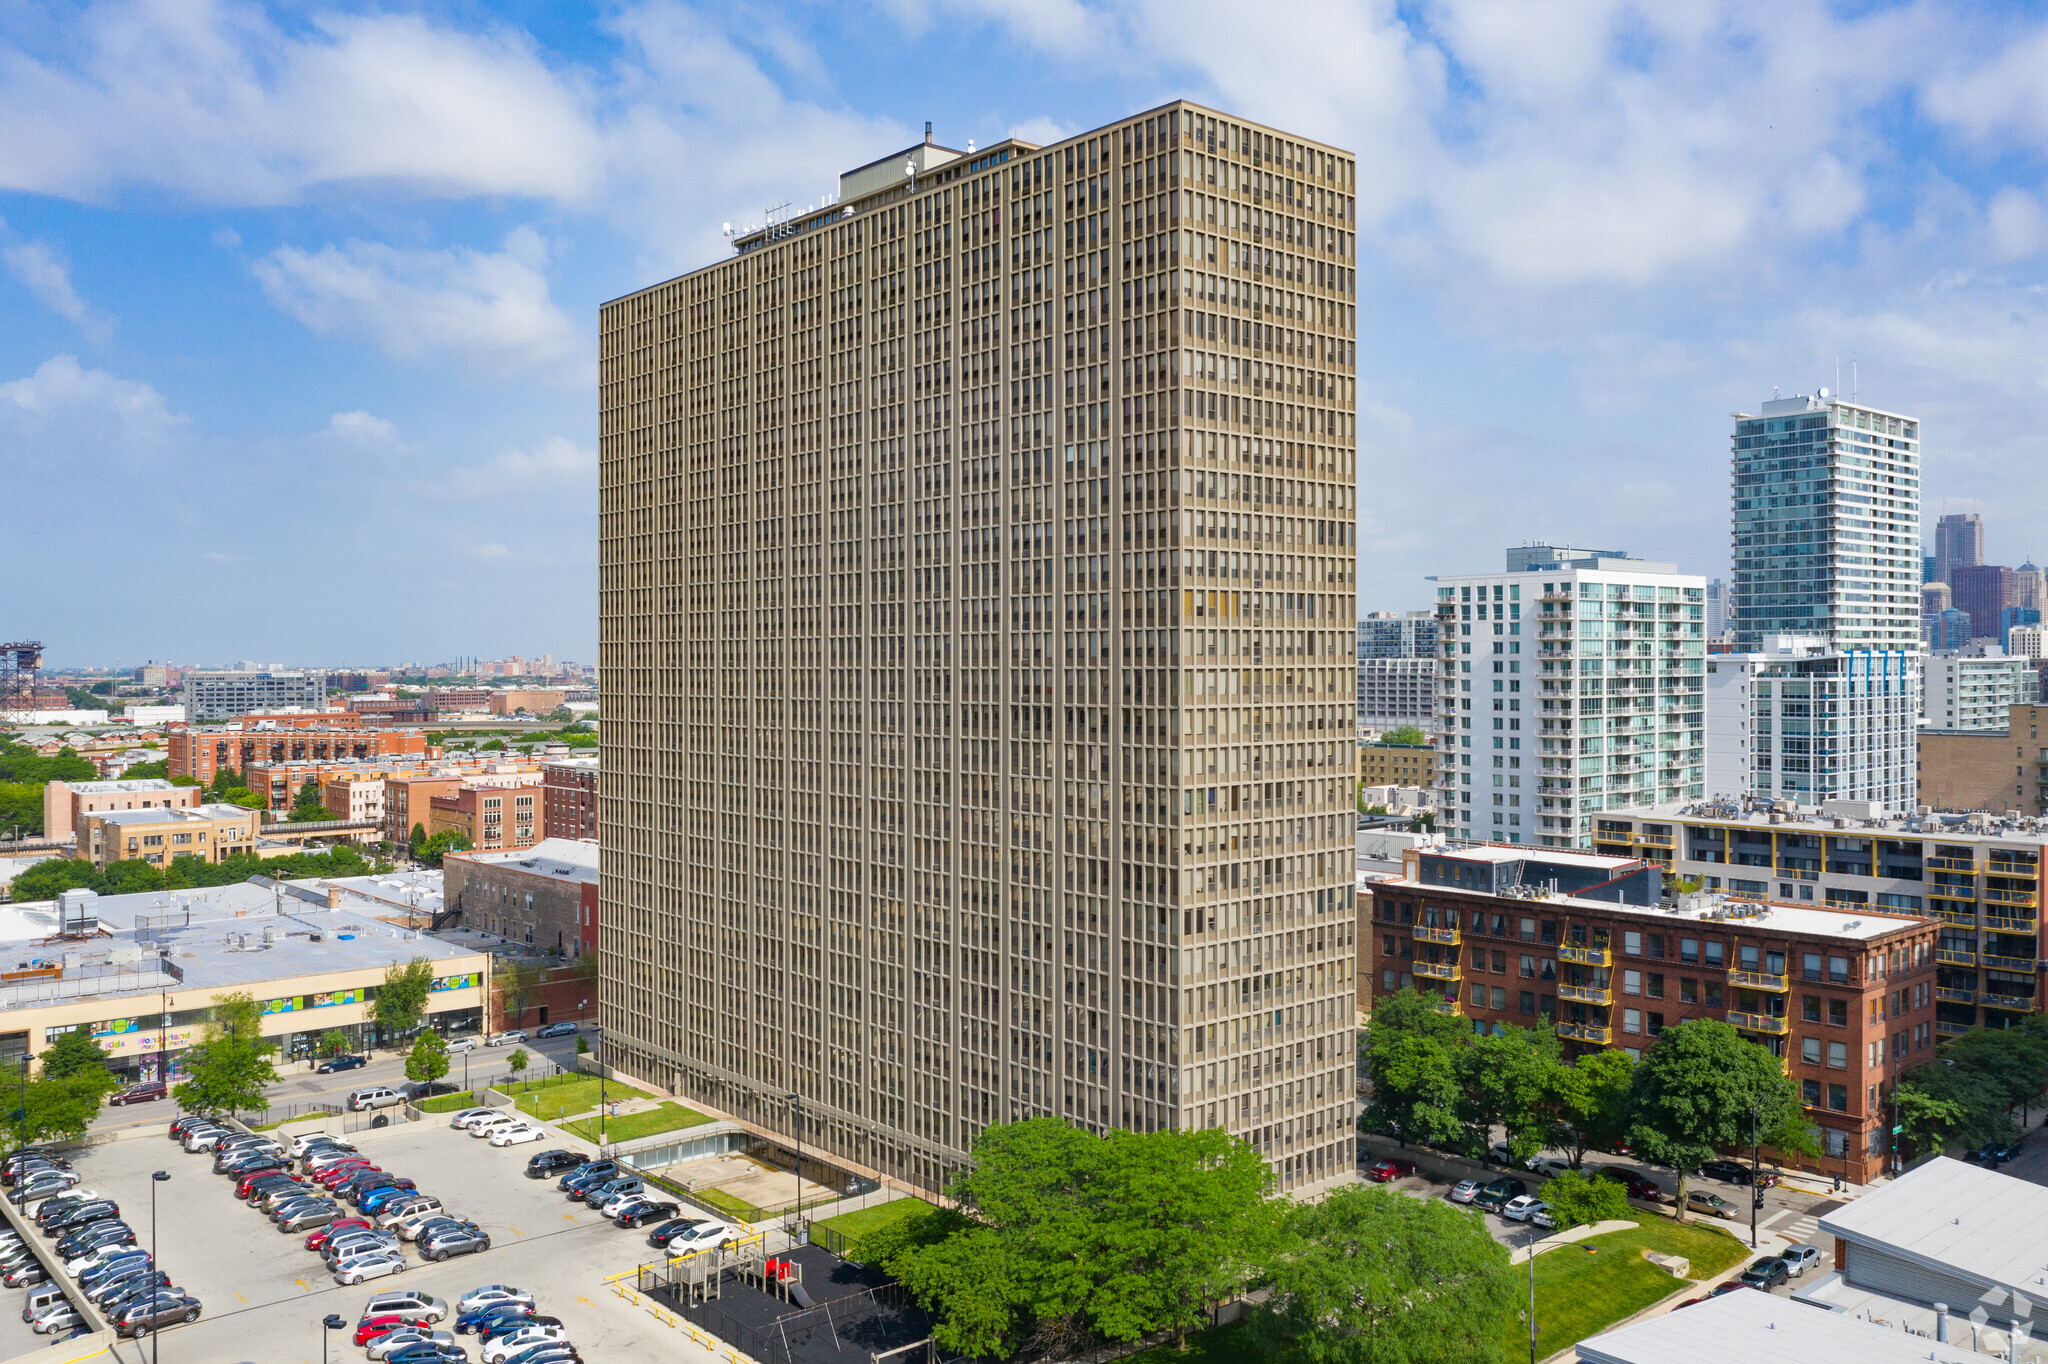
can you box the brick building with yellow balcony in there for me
[1586,803,2044,1038]
[1362,842,1941,1184]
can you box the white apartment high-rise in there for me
[600,104,1360,1199]
[1923,648,2039,731]
[1705,636,1919,810]
[1432,546,1706,848]
[1730,393,1921,652]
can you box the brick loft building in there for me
[1362,844,1941,1184]
[429,781,542,853]
[169,724,431,784]
[542,758,598,841]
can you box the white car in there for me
[488,1124,545,1148]
[1525,1156,1572,1178]
[454,1110,507,1132]
[393,1210,458,1242]
[333,1250,406,1286]
[367,1327,458,1360]
[482,1325,569,1363]
[669,1220,738,1250]
[446,1037,479,1055]
[1448,1179,1481,1205]
[468,1114,522,1138]
[1529,1203,1556,1230]
[599,1190,652,1218]
[457,1285,536,1314]
[449,1108,497,1129]
[1501,1195,1544,1222]
[493,1031,528,1047]
[28,1301,82,1335]
[292,1133,357,1158]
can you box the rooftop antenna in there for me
[1853,359,1858,401]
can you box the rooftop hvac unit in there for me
[56,888,98,936]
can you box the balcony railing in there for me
[1556,984,1612,1006]
[1928,855,1978,872]
[1928,884,1978,902]
[1727,1011,1789,1035]
[1431,996,1461,1016]
[1413,960,1460,982]
[1556,1022,1610,1044]
[1935,986,1977,1005]
[1412,925,1461,946]
[1984,913,2036,934]
[1936,1020,1971,1038]
[1985,888,2039,909]
[1937,947,1979,967]
[1984,993,2036,1012]
[1936,908,1979,928]
[1988,863,2040,882]
[1983,952,2037,972]
[1727,969,1789,993]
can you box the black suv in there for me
[1699,1159,1779,1187]
[525,1150,583,1179]
[1740,1257,1789,1289]
[558,1161,618,1195]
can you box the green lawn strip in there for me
[695,1186,770,1223]
[1117,1320,1261,1364]
[414,1091,479,1114]
[562,1101,713,1145]
[503,1076,609,1122]
[810,1197,938,1257]
[1501,1219,1752,1360]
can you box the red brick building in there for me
[1363,844,1942,1185]
[542,758,598,841]
[170,724,431,784]
[429,781,542,852]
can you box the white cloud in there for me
[3,240,108,335]
[1008,116,1071,146]
[0,354,184,468]
[252,228,584,380]
[438,437,596,501]
[210,227,240,249]
[328,410,397,442]
[1987,187,2047,263]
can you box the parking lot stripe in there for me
[509,1226,522,1236]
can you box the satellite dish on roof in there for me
[1818,386,1830,400]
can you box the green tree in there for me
[1250,1185,1517,1364]
[288,780,331,823]
[9,858,105,901]
[205,766,244,799]
[414,829,472,868]
[506,1047,530,1078]
[1457,1025,1557,1161]
[1380,725,1428,746]
[575,1034,590,1057]
[409,823,427,851]
[373,957,435,1042]
[1944,1020,2048,1115]
[1626,1018,1815,1220]
[1546,1048,1637,1168]
[1359,988,1468,1148]
[1535,1169,1629,1231]
[405,1031,450,1086]
[319,1029,351,1059]
[892,1119,1273,1358]
[1891,1067,1983,1157]
[172,991,279,1117]
[39,1027,114,1085]
[0,739,95,785]
[118,759,170,781]
[0,781,46,836]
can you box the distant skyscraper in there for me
[1356,610,1438,659]
[1705,578,1729,637]
[1925,607,1973,651]
[2016,560,2047,614]
[1730,393,1921,652]
[1951,564,2016,643]
[1934,509,1985,587]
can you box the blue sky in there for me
[5,1,2048,668]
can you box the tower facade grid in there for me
[599,102,1361,1196]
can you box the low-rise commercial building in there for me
[0,877,487,1080]
[429,781,541,852]
[42,778,201,843]
[1363,844,1939,1183]
[78,804,261,869]
[1582,1283,2006,1364]
[442,837,598,957]
[489,689,565,715]
[541,758,598,841]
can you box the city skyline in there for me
[8,5,2048,660]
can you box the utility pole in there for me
[1749,1103,1762,1249]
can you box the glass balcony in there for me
[1983,913,2036,934]
[1414,960,1460,982]
[1726,1011,1789,1034]
[1431,996,1461,1017]
[1935,908,1979,928]
[1936,948,1978,968]
[1558,944,1610,967]
[1727,969,1789,993]
[1927,884,1978,902]
[1982,952,2036,972]
[1984,993,2035,1012]
[1556,1022,1610,1044]
[1412,925,1461,946]
[1636,832,1675,847]
[1556,984,1611,1006]
[1988,862,2039,882]
[1985,888,2038,908]
[1935,986,1976,1005]
[1928,855,1978,872]
[1935,1019,1971,1038]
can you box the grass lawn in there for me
[811,1197,937,1257]
[503,1076,609,1122]
[563,1101,712,1144]
[695,1187,769,1223]
[1501,1218,1751,1360]
[1119,1321,1260,1364]
[415,1091,479,1114]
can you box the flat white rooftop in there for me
[1576,1284,1999,1364]
[1375,878,1930,942]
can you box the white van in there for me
[346,1086,404,1112]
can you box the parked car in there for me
[1740,1257,1790,1289]
[418,1225,490,1262]
[108,1082,167,1107]
[597,1186,653,1217]
[449,1108,498,1129]
[1365,1158,1417,1183]
[1448,1179,1481,1205]
[292,1133,357,1158]
[316,1054,368,1073]
[167,1117,212,1141]
[406,1082,463,1101]
[356,1314,411,1346]
[470,1114,524,1139]
[279,1204,344,1234]
[647,1218,704,1249]
[369,1328,460,1361]
[458,1111,512,1133]
[524,1151,582,1178]
[458,1285,536,1315]
[446,1037,480,1055]
[1778,1244,1823,1277]
[535,1022,579,1039]
[1529,1204,1556,1230]
[333,1250,407,1286]
[1501,1195,1544,1222]
[483,1325,570,1363]
[385,1345,470,1364]
[490,1124,546,1147]
[346,1086,405,1112]
[1698,1159,1779,1188]
[1,1261,47,1288]
[361,1291,449,1324]
[360,1185,426,1216]
[494,1031,528,1046]
[480,1313,562,1343]
[1483,1141,1517,1166]
[1473,1178,1528,1213]
[665,1219,738,1251]
[1525,1156,1572,1178]
[557,1161,619,1195]
[111,1290,201,1337]
[86,1269,167,1307]
[1685,1190,1737,1220]
[613,1199,681,1229]
[28,1299,83,1334]
[1594,1167,1666,1202]
[306,1218,373,1251]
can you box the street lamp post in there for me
[596,1030,607,1153]
[322,1311,345,1364]
[150,1171,168,1364]
[1526,1220,1538,1364]
[1749,1104,1762,1249]
[786,1092,805,1235]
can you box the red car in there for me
[235,1170,299,1199]
[315,1163,376,1189]
[355,1314,408,1347]
[1366,1158,1418,1183]
[305,1218,372,1251]
[108,1082,167,1107]
[1595,1167,1665,1202]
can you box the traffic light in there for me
[1753,1190,1766,1210]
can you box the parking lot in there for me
[57,1117,728,1364]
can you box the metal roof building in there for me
[1575,1286,2000,1364]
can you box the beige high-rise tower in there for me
[599,102,1360,1198]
